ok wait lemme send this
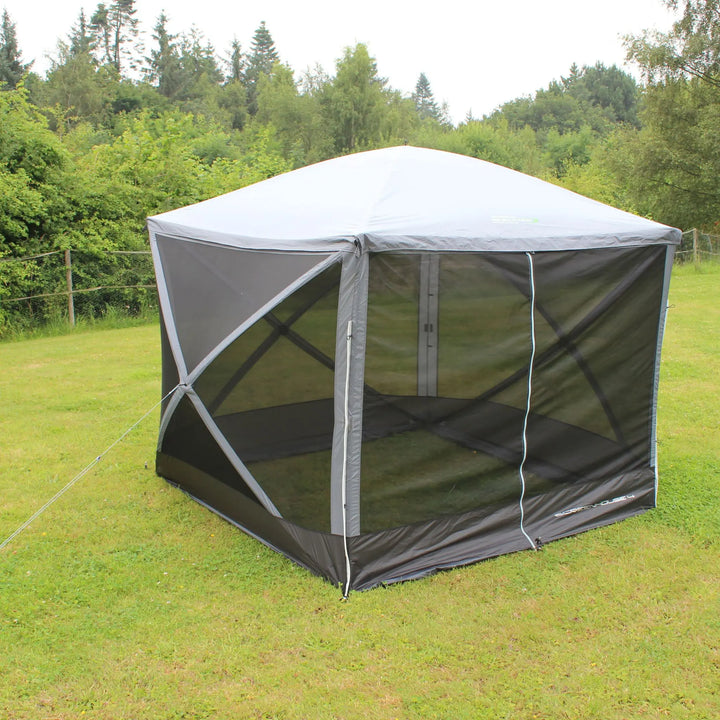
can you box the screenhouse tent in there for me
[147,146,679,593]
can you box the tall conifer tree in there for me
[413,72,440,121]
[90,0,140,74]
[0,10,31,89]
[146,13,184,98]
[68,10,95,58]
[226,38,245,83]
[244,21,279,114]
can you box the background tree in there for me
[0,85,67,254]
[90,0,140,75]
[171,27,225,121]
[321,43,390,152]
[244,21,279,114]
[491,64,639,136]
[625,0,720,87]
[178,27,222,89]
[146,13,184,99]
[622,0,720,228]
[216,38,248,130]
[542,125,596,176]
[42,9,155,129]
[218,79,247,130]
[565,63,640,126]
[256,63,333,165]
[493,80,602,135]
[610,79,720,229]
[0,9,31,89]
[300,63,330,95]
[413,72,441,121]
[68,10,94,58]
[426,117,543,175]
[225,38,245,83]
[90,4,112,66]
[42,45,117,128]
[551,132,635,210]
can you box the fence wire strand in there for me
[4,284,157,304]
[676,229,720,263]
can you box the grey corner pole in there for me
[331,250,368,537]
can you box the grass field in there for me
[0,264,718,720]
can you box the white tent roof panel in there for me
[147,146,680,252]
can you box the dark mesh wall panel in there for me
[192,263,342,531]
[361,254,528,532]
[363,254,420,396]
[156,234,329,372]
[359,248,666,534]
[436,254,530,400]
[159,394,260,504]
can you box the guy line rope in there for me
[0,385,179,552]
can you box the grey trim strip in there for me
[187,253,341,385]
[185,389,282,517]
[150,232,189,382]
[359,232,681,254]
[651,245,675,498]
[146,220,359,254]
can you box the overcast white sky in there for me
[3,0,677,122]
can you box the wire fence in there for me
[0,248,157,333]
[676,229,720,265]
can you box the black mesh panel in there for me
[364,254,420,396]
[160,394,260,504]
[359,248,665,533]
[156,234,329,372]
[192,263,341,532]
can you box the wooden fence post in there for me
[693,228,700,268]
[64,249,75,326]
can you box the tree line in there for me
[1,0,718,333]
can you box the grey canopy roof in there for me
[147,146,681,253]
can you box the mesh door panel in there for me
[361,253,527,532]
[359,249,665,533]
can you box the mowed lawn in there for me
[0,264,718,720]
